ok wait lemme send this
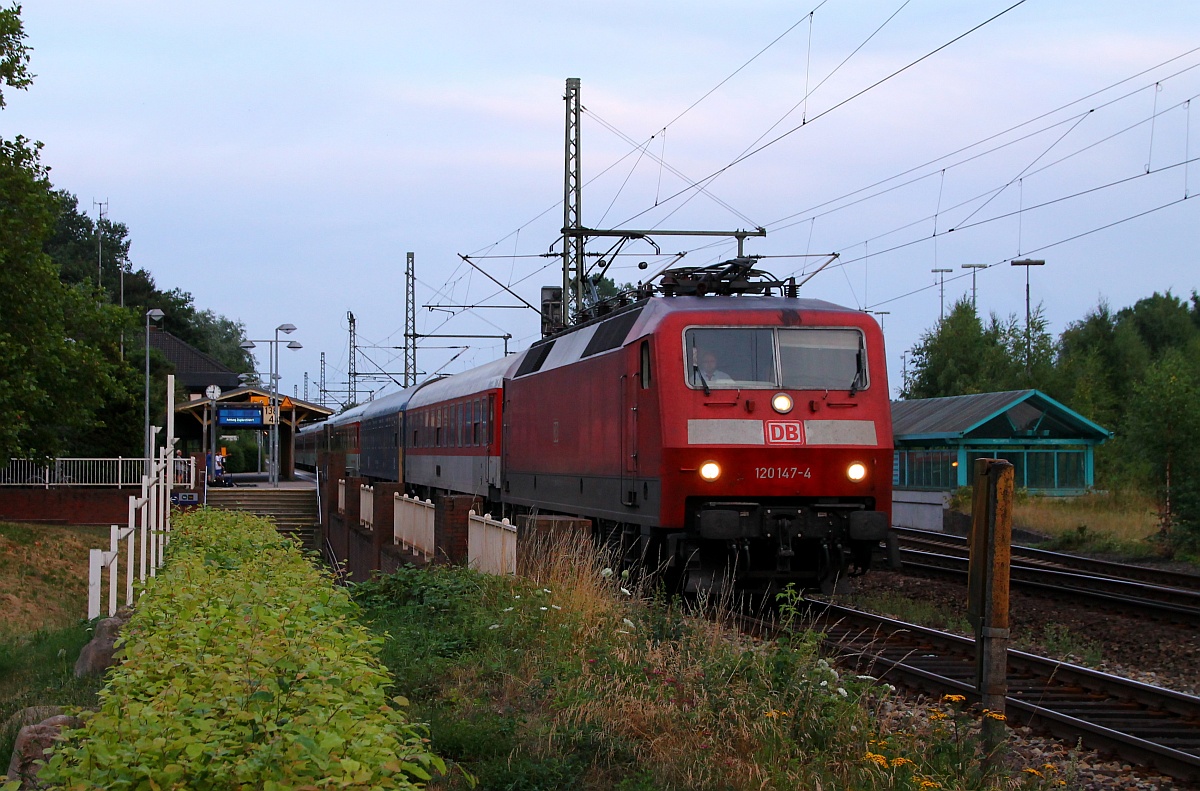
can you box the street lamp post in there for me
[962,264,987,311]
[144,309,164,462]
[932,268,953,320]
[241,324,300,487]
[1010,259,1046,377]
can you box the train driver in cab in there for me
[695,350,733,386]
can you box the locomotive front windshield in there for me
[685,327,866,390]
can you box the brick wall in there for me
[0,488,136,525]
[434,494,481,566]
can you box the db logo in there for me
[766,421,804,444]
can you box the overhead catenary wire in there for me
[416,9,1194,378]
[814,155,1199,309]
[611,0,1031,231]
[865,193,1193,310]
[452,1,1029,327]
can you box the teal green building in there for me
[892,390,1112,495]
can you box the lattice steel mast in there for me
[347,310,357,406]
[562,77,584,323]
[405,251,417,386]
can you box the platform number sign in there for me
[765,421,804,445]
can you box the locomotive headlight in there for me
[847,462,867,482]
[771,393,794,414]
[699,461,722,481]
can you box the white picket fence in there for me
[359,484,374,529]
[468,511,516,575]
[87,375,181,619]
[394,494,435,561]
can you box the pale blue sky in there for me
[4,1,1198,403]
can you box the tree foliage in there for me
[0,5,252,458]
[903,298,1050,398]
[0,3,32,107]
[906,289,1200,547]
[0,137,131,459]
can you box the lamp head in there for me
[287,341,303,350]
[277,323,297,334]
[240,341,256,350]
[146,308,165,322]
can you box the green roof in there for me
[891,390,1112,443]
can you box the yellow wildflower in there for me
[1022,768,1044,778]
[928,711,947,721]
[864,752,889,768]
[764,709,790,719]
[890,757,915,768]
[941,694,965,703]
[919,781,941,790]
[982,709,1007,721]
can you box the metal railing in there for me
[468,510,516,575]
[3,457,195,488]
[359,484,374,529]
[394,494,434,561]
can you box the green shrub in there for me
[37,508,444,790]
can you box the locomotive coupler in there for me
[774,515,795,558]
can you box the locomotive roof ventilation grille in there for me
[581,306,644,358]
[515,340,556,377]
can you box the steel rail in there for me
[805,600,1200,781]
[897,548,1200,625]
[892,526,1200,592]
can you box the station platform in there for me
[213,472,317,490]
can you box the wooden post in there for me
[967,458,1013,770]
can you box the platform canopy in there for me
[173,387,333,481]
[891,389,1112,495]
[174,386,333,429]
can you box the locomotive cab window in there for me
[684,327,867,391]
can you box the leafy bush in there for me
[37,508,444,790]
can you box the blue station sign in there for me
[217,407,264,427]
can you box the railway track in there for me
[892,527,1200,625]
[804,599,1200,781]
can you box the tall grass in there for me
[1013,490,1160,545]
[356,531,1066,790]
[949,488,1175,561]
[0,622,104,766]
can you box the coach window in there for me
[640,340,652,389]
[486,394,494,445]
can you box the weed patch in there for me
[356,532,1052,790]
[0,622,103,764]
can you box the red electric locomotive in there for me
[502,261,892,593]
